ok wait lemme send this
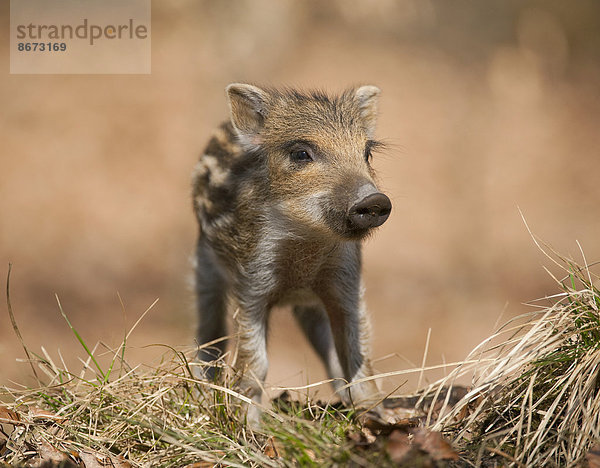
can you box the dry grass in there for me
[2,240,600,467]
[0,280,384,467]
[419,237,600,466]
[0,339,366,467]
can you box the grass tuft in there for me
[421,242,600,466]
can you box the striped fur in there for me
[192,84,391,426]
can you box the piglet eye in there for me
[290,150,313,162]
[365,139,381,164]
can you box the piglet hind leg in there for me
[194,239,229,380]
[293,304,346,393]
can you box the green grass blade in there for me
[55,293,106,381]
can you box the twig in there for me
[486,446,527,468]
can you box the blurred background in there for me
[1,0,600,398]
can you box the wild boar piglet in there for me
[192,84,392,425]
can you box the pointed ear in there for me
[226,83,268,148]
[354,85,380,138]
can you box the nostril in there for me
[356,204,389,217]
[377,203,392,216]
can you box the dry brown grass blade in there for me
[5,263,41,385]
[486,446,526,467]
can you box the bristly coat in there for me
[192,84,392,425]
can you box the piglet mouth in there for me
[342,226,372,240]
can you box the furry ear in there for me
[354,85,380,138]
[226,83,268,148]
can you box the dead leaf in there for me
[112,456,132,468]
[348,427,377,448]
[79,452,102,468]
[0,406,21,424]
[412,428,459,461]
[587,444,600,468]
[386,430,413,463]
[0,406,21,438]
[263,436,280,459]
[40,440,69,463]
[360,411,420,435]
[80,451,110,468]
[456,393,484,422]
[183,463,215,468]
[456,402,470,421]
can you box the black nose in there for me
[347,192,392,230]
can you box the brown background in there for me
[2,1,600,399]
